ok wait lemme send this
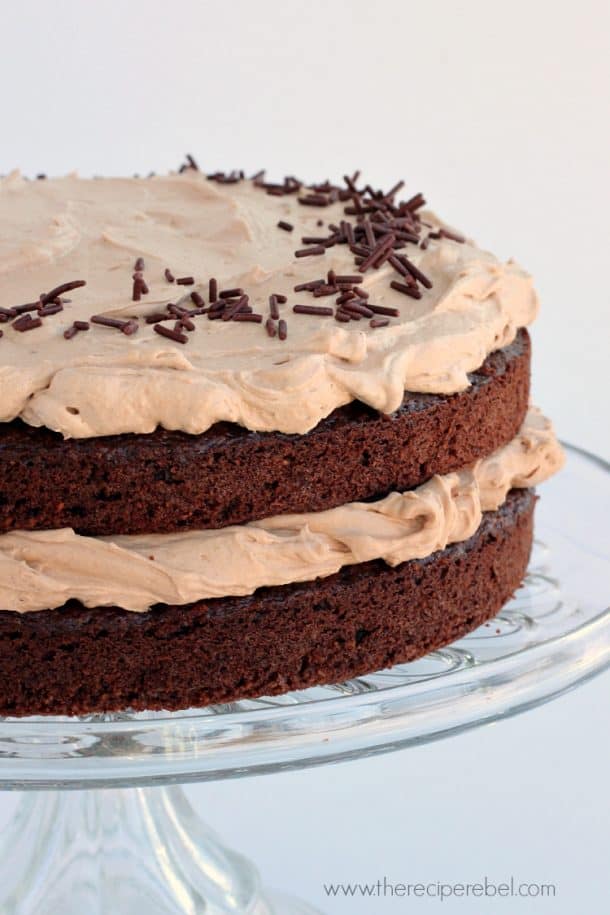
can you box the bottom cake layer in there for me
[0,489,535,717]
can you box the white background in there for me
[1,1,609,912]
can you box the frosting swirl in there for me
[0,170,538,438]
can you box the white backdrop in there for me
[0,2,608,912]
[3,0,609,455]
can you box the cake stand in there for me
[0,444,608,915]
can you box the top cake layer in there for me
[0,167,538,439]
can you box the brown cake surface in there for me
[0,329,530,536]
[0,489,534,717]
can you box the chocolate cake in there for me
[0,162,564,716]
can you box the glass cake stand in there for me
[0,444,608,915]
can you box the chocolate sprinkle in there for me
[277,220,293,232]
[293,304,333,316]
[233,313,263,323]
[388,254,411,278]
[176,276,195,286]
[298,194,329,207]
[390,280,422,300]
[121,319,139,336]
[343,301,375,318]
[294,280,324,292]
[312,285,339,297]
[295,245,326,258]
[222,295,249,321]
[439,227,465,243]
[13,303,41,315]
[168,303,189,317]
[336,291,356,305]
[38,302,63,317]
[40,280,86,306]
[91,315,129,330]
[398,256,433,289]
[334,275,362,284]
[164,268,175,283]
[12,314,42,332]
[278,319,288,340]
[370,317,390,328]
[154,323,188,344]
[301,236,334,245]
[132,277,146,302]
[145,313,173,324]
[368,304,400,317]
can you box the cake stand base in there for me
[0,786,323,915]
[0,447,607,914]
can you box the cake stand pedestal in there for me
[0,786,318,915]
[0,445,608,915]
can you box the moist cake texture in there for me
[0,162,564,715]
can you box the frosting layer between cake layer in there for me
[0,409,563,613]
[0,171,537,438]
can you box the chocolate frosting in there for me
[0,170,538,438]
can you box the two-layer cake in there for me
[0,164,563,715]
